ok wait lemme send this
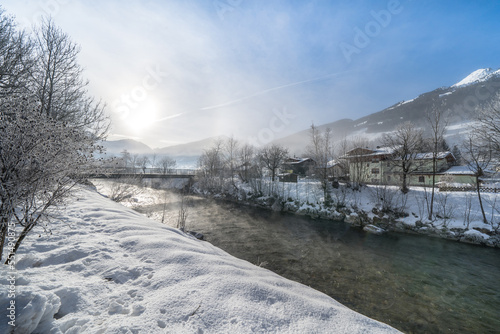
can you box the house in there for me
[400,152,457,186]
[278,173,299,183]
[341,147,394,184]
[281,157,316,176]
[314,159,346,180]
[341,147,460,186]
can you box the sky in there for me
[2,0,500,148]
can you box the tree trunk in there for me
[429,157,436,220]
[476,176,488,224]
[402,172,409,193]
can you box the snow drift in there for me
[0,187,398,333]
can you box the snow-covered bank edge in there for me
[1,186,400,333]
[188,179,500,248]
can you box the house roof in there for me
[326,160,339,168]
[343,147,394,159]
[413,151,455,160]
[283,157,314,165]
[442,166,475,175]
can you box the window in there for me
[371,168,380,174]
[419,176,425,183]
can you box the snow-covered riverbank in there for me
[192,178,500,248]
[0,187,399,333]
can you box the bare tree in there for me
[383,122,424,193]
[150,153,157,173]
[177,191,189,232]
[307,124,334,200]
[224,136,239,189]
[461,134,493,224]
[344,136,370,189]
[0,8,33,96]
[30,17,108,137]
[259,144,289,182]
[137,155,150,174]
[120,149,131,171]
[238,143,256,182]
[476,92,500,155]
[198,139,224,191]
[425,104,448,219]
[131,154,139,173]
[159,156,177,174]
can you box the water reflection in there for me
[95,183,500,333]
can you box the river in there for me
[94,181,500,333]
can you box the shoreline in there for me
[188,184,500,249]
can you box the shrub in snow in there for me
[0,96,102,261]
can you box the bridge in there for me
[87,168,198,179]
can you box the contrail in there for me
[200,71,353,111]
[155,113,184,122]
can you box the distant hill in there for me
[155,136,228,157]
[274,68,500,154]
[101,139,153,155]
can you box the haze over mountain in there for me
[274,68,500,154]
[103,68,500,158]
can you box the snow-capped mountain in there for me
[452,68,500,88]
[273,67,500,154]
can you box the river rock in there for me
[363,224,385,235]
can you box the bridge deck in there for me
[88,173,195,179]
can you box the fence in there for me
[439,186,499,193]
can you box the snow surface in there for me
[452,68,500,88]
[0,187,399,333]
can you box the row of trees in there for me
[0,8,107,261]
[197,95,500,224]
[118,150,177,174]
[197,137,289,194]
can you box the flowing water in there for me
[95,182,500,333]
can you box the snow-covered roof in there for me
[284,157,314,164]
[343,147,394,159]
[327,159,339,168]
[414,151,454,160]
[442,166,475,175]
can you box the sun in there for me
[123,101,158,134]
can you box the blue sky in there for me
[3,0,500,148]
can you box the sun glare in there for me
[124,101,158,133]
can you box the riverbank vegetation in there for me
[194,131,500,248]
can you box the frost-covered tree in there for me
[0,96,101,261]
[0,8,33,96]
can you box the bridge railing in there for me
[96,167,198,175]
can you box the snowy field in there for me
[0,186,399,333]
